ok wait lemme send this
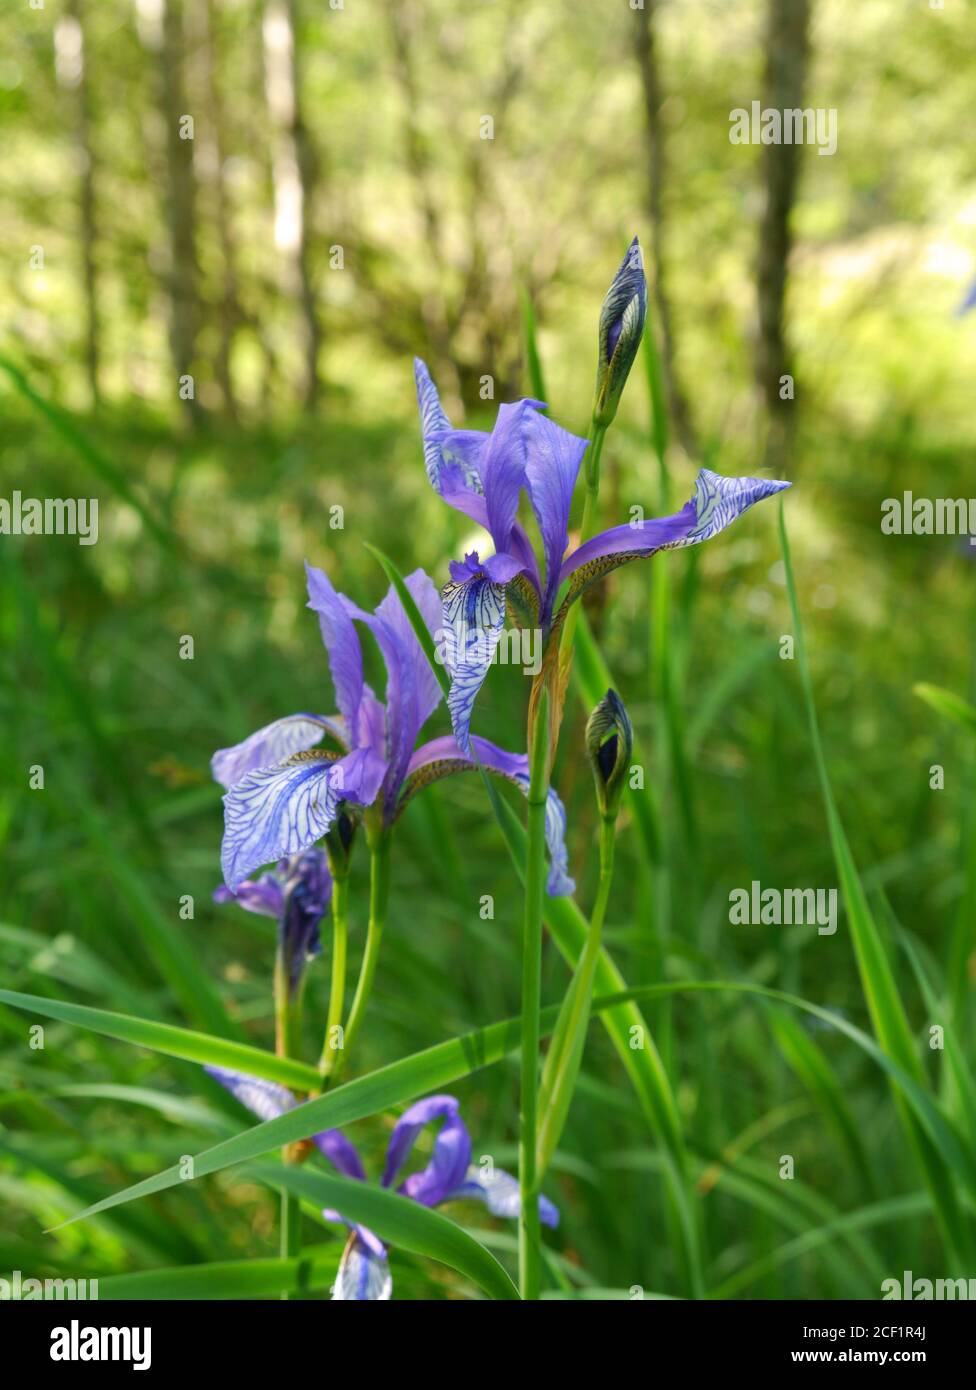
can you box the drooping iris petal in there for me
[204,1066,294,1122]
[399,734,574,897]
[212,872,284,920]
[441,566,508,755]
[211,713,344,790]
[332,1231,392,1301]
[559,468,791,591]
[279,850,332,996]
[220,746,386,890]
[313,1129,367,1182]
[305,561,366,742]
[539,783,575,897]
[381,1095,472,1208]
[672,468,791,547]
[447,1164,560,1230]
[520,409,588,624]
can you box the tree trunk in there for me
[756,0,811,469]
[136,0,202,425]
[632,0,696,458]
[386,0,462,412]
[56,0,100,408]
[193,0,243,419]
[263,0,321,411]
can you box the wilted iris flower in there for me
[213,849,331,1000]
[415,359,790,751]
[205,1071,558,1300]
[213,564,573,895]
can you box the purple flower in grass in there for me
[213,849,331,998]
[415,358,791,752]
[213,564,573,895]
[205,1071,559,1300]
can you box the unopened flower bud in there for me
[593,236,647,427]
[585,688,633,820]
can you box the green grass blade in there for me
[519,289,548,403]
[0,354,176,551]
[99,1252,339,1300]
[913,683,976,735]
[0,988,320,1090]
[766,1005,877,1198]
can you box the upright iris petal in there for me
[419,346,789,757]
[305,561,366,744]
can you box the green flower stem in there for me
[557,420,607,681]
[273,948,303,1299]
[536,814,616,1177]
[519,687,550,1301]
[577,419,607,546]
[333,829,390,1083]
[318,870,349,1083]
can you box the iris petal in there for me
[441,572,507,754]
[305,562,366,743]
[341,571,444,815]
[220,746,385,890]
[212,872,284,920]
[399,735,574,897]
[414,357,485,501]
[313,1129,368,1182]
[521,409,588,624]
[560,468,790,589]
[332,1231,393,1301]
[448,1164,560,1229]
[211,713,344,790]
[203,1066,294,1122]
[381,1095,472,1207]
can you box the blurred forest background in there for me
[2,0,976,1298]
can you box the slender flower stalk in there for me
[336,825,391,1080]
[578,420,607,545]
[536,691,630,1175]
[319,870,349,1082]
[518,687,550,1300]
[213,851,331,1296]
[273,942,303,1297]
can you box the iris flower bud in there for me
[585,688,633,821]
[593,236,647,427]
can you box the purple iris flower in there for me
[213,849,331,999]
[415,359,791,752]
[212,564,573,895]
[205,1069,559,1300]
